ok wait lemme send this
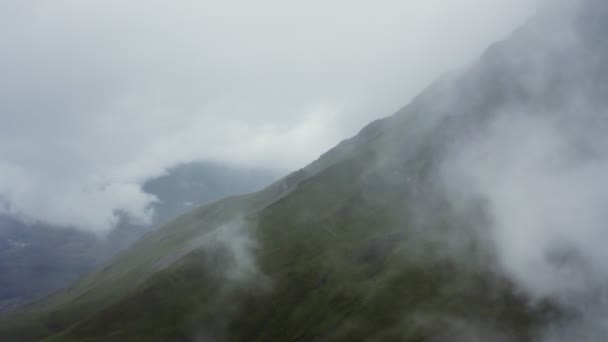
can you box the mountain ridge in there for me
[1,2,605,340]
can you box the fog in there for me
[439,1,608,339]
[0,0,538,232]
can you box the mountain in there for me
[0,162,278,314]
[2,2,607,341]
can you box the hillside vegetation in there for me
[2,2,606,341]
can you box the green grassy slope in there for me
[4,3,604,339]
[0,120,556,341]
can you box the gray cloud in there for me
[439,1,608,338]
[0,0,538,232]
[444,107,608,342]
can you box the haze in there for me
[0,0,538,232]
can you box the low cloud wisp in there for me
[440,2,608,337]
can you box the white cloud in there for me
[443,105,608,339]
[0,0,538,232]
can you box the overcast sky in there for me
[0,0,539,233]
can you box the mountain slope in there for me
[2,2,606,341]
[0,162,278,314]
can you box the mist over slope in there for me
[2,1,608,341]
[0,162,277,314]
